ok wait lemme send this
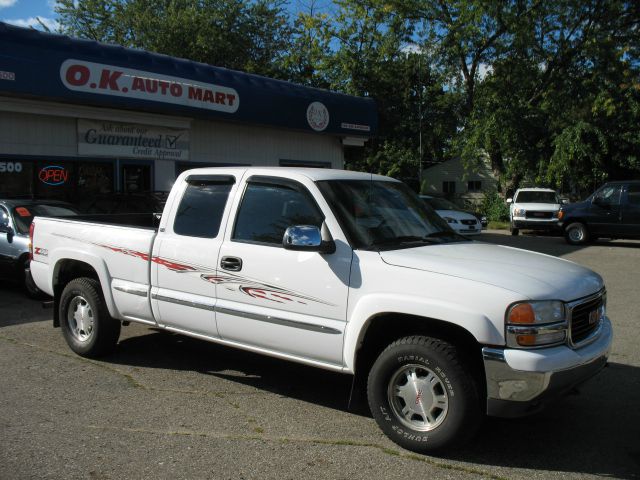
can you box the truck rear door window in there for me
[173,176,234,238]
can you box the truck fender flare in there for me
[51,249,119,319]
[343,294,503,373]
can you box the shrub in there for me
[481,189,510,222]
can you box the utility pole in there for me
[418,52,423,191]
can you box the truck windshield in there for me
[515,191,558,203]
[316,179,467,250]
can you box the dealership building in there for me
[0,22,377,201]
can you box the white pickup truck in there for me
[30,167,611,453]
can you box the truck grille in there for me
[569,292,605,346]
[525,211,554,219]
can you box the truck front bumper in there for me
[512,218,560,231]
[482,316,612,417]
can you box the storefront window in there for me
[122,164,151,192]
[0,158,114,202]
[78,162,114,196]
[0,160,33,197]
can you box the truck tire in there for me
[564,222,589,245]
[59,277,120,358]
[367,336,482,453]
[510,223,519,236]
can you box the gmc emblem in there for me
[588,309,599,325]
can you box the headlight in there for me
[506,300,567,348]
[514,208,526,217]
[443,216,458,224]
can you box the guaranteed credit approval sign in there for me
[60,59,239,114]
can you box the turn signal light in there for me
[557,210,564,220]
[509,303,535,324]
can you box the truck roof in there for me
[180,167,396,183]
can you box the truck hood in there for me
[513,203,560,211]
[435,209,478,221]
[380,242,602,301]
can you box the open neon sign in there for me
[39,166,69,186]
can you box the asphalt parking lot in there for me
[1,231,639,480]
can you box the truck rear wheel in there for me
[367,336,481,453]
[59,277,120,358]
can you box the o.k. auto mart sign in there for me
[61,59,239,113]
[78,120,189,160]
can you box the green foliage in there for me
[55,0,292,78]
[480,189,510,222]
[53,0,640,189]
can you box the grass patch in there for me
[488,220,509,230]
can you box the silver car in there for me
[0,199,78,297]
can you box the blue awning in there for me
[0,22,377,137]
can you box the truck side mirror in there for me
[506,198,513,204]
[561,198,569,204]
[283,225,335,254]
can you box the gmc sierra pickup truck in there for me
[30,167,612,453]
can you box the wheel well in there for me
[353,313,485,396]
[563,217,588,231]
[52,259,100,327]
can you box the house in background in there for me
[422,156,498,205]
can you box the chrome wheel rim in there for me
[67,295,94,342]
[569,226,584,242]
[387,364,449,432]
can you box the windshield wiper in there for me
[367,235,441,250]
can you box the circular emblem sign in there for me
[306,102,329,132]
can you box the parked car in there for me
[0,199,78,297]
[77,192,168,214]
[31,167,611,453]
[507,188,565,236]
[558,180,640,245]
[419,195,484,235]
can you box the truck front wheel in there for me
[59,278,120,358]
[367,336,482,453]
[564,222,589,245]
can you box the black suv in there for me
[558,181,640,245]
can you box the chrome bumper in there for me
[483,316,612,417]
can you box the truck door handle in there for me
[220,256,242,272]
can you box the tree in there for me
[55,0,292,78]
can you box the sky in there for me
[0,0,59,31]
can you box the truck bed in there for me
[68,213,161,230]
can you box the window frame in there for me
[467,180,481,192]
[443,181,456,194]
[231,175,326,248]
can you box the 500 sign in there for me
[0,162,23,173]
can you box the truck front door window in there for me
[233,182,323,246]
[593,185,621,206]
